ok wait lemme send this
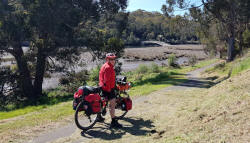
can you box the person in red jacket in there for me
[98,53,122,128]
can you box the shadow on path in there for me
[81,117,155,140]
[178,78,214,88]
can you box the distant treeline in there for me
[122,10,199,46]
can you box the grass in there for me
[0,58,218,121]
[127,70,187,97]
[0,89,73,120]
[55,66,250,143]
[0,102,74,143]
[231,55,250,75]
[125,58,219,97]
[0,58,220,143]
[0,106,47,120]
[203,51,250,78]
[83,68,250,143]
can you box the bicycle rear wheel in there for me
[74,101,98,131]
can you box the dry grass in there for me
[49,69,250,143]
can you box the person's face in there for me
[108,58,115,66]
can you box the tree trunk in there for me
[227,36,234,61]
[33,48,46,96]
[13,45,35,100]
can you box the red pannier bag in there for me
[73,88,84,110]
[123,98,132,111]
[84,93,101,113]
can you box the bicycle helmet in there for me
[105,53,116,59]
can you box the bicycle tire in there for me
[74,101,99,131]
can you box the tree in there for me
[0,0,128,103]
[124,10,199,45]
[164,0,250,61]
[0,1,35,100]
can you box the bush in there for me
[134,74,143,82]
[0,67,23,111]
[59,70,88,86]
[89,65,101,84]
[136,64,149,74]
[59,77,71,85]
[150,63,160,73]
[243,28,250,48]
[168,54,179,68]
[59,69,89,93]
[189,55,197,66]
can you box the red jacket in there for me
[99,62,116,92]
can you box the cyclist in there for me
[98,53,123,128]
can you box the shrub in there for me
[134,74,143,82]
[136,64,149,74]
[59,70,88,86]
[168,54,179,68]
[89,65,101,84]
[150,63,160,73]
[243,28,250,47]
[59,77,71,85]
[189,55,197,66]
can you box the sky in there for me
[127,0,166,12]
[126,0,202,15]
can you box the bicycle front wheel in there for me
[74,101,98,131]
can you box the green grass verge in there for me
[0,90,72,120]
[0,106,47,120]
[0,102,73,135]
[231,55,250,75]
[204,52,250,77]
[0,58,218,122]
[125,59,219,97]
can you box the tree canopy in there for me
[163,0,250,60]
[123,9,199,45]
[0,0,128,106]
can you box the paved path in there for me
[29,62,219,143]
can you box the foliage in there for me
[150,63,160,73]
[168,54,178,68]
[231,55,250,75]
[0,67,23,110]
[58,70,89,93]
[189,55,198,66]
[167,0,250,60]
[124,32,141,46]
[135,64,149,74]
[204,51,250,77]
[0,0,128,104]
[106,37,125,58]
[243,28,250,48]
[0,59,219,120]
[123,10,199,45]
[89,65,101,85]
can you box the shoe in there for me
[110,119,123,128]
[96,115,105,122]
